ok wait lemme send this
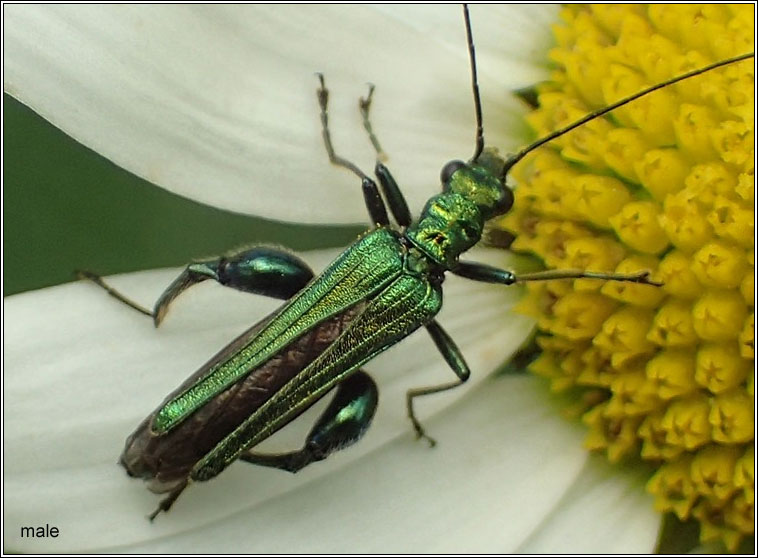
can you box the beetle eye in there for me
[462,224,478,239]
[440,160,466,189]
[494,184,515,216]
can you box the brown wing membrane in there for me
[121,302,366,493]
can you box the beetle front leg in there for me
[406,319,471,447]
[77,246,314,326]
[316,74,391,228]
[240,370,378,473]
[357,82,413,228]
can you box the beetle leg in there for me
[452,260,662,286]
[374,162,412,228]
[358,83,386,161]
[239,370,378,473]
[77,246,314,326]
[148,480,188,522]
[75,270,154,317]
[406,319,471,447]
[316,74,390,227]
[357,83,412,228]
[151,247,314,326]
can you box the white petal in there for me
[4,5,556,224]
[6,247,545,552]
[124,375,590,553]
[516,456,660,553]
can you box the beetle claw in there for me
[411,420,437,448]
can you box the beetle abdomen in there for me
[120,303,366,492]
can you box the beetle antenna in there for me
[464,4,485,163]
[500,51,755,180]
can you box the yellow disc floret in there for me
[503,5,754,551]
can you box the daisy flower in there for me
[503,5,754,552]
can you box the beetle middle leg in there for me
[77,246,314,326]
[239,370,378,473]
[406,319,471,447]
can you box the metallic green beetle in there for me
[80,7,751,519]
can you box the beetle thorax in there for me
[405,161,514,270]
[405,192,484,269]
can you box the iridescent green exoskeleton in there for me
[79,7,753,519]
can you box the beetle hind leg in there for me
[240,371,378,473]
[151,247,313,325]
[148,480,188,521]
[77,246,314,326]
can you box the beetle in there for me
[78,6,752,519]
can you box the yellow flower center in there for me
[502,5,754,552]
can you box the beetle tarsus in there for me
[148,482,188,521]
[76,269,154,318]
[409,416,437,448]
[359,82,387,162]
